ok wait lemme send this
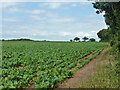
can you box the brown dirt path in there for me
[57,49,107,88]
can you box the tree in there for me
[92,2,120,50]
[82,37,88,42]
[2,39,5,41]
[70,39,72,42]
[74,37,80,42]
[97,29,110,42]
[89,38,96,42]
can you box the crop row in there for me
[0,41,108,88]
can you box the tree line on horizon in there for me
[1,38,33,41]
[70,36,96,42]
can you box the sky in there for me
[1,1,108,41]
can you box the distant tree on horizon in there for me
[70,39,72,42]
[2,38,33,41]
[89,38,96,42]
[82,37,88,42]
[74,37,80,42]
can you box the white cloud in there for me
[39,2,89,10]
[32,31,49,36]
[29,12,58,21]
[7,7,20,13]
[39,2,62,9]
[27,10,58,20]
[83,33,91,37]
[3,30,53,38]
[48,18,75,23]
[5,7,46,15]
[61,32,72,36]
[91,30,97,33]
[0,2,17,9]
[71,3,77,7]
[2,2,106,41]
[45,12,58,18]
[76,32,84,37]
[30,15,47,20]
[49,3,61,9]
[76,32,92,37]
[26,9,46,14]
[3,18,19,22]
[0,0,91,2]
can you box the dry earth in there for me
[57,49,107,88]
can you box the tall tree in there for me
[93,1,120,50]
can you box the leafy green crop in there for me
[1,41,108,88]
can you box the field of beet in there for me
[1,41,108,88]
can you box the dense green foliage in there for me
[82,37,89,42]
[97,29,110,42]
[1,41,108,88]
[72,37,96,42]
[93,2,120,51]
[73,37,80,42]
[89,38,96,42]
[93,2,120,88]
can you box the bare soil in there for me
[57,49,107,88]
[16,66,23,70]
[70,50,98,71]
[26,49,107,89]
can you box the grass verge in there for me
[73,48,119,88]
